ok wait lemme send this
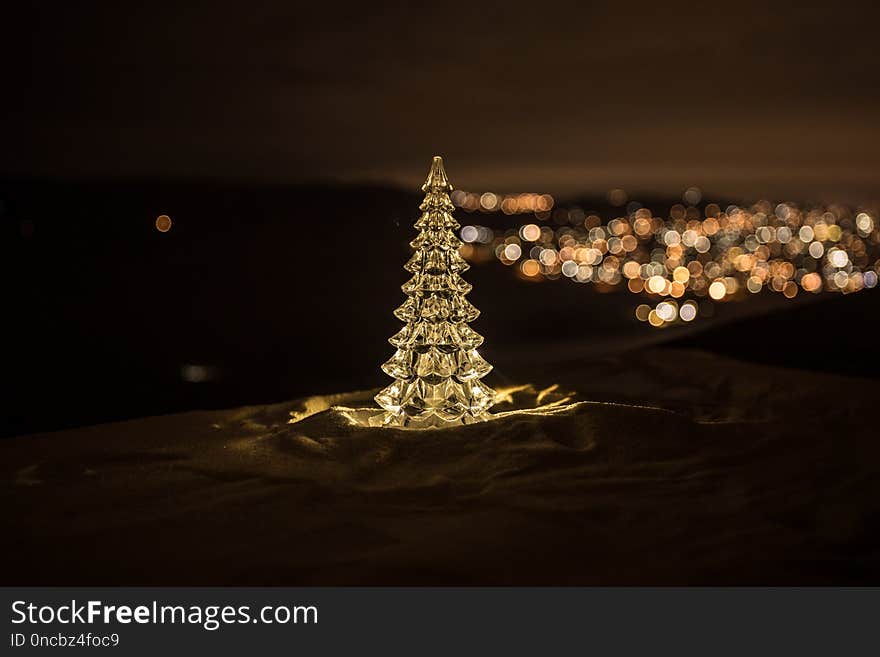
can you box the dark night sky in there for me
[3,1,879,200]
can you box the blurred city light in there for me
[453,188,880,328]
[155,214,172,232]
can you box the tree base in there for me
[369,410,491,429]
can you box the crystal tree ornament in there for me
[374,156,496,428]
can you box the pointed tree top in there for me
[422,155,453,192]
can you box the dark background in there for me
[3,1,879,437]
[3,1,880,200]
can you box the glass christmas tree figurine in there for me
[374,156,496,428]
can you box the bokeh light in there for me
[155,214,172,232]
[453,190,879,329]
